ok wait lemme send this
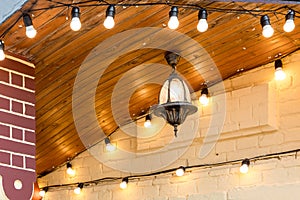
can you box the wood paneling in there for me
[1,0,300,176]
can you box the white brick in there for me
[236,136,258,150]
[258,132,284,147]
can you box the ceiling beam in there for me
[215,0,300,4]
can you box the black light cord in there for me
[40,148,300,191]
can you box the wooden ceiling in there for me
[1,0,300,176]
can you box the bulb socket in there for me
[198,8,208,20]
[66,162,72,169]
[106,5,115,18]
[286,10,295,21]
[78,183,84,189]
[201,87,209,95]
[122,177,128,183]
[0,40,4,50]
[275,59,283,69]
[71,7,80,18]
[241,158,250,166]
[169,6,178,17]
[260,15,271,27]
[104,138,111,145]
[145,114,151,121]
[23,14,33,27]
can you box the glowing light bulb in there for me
[25,25,37,38]
[283,19,295,33]
[284,10,295,33]
[175,167,185,177]
[74,183,83,194]
[168,16,179,30]
[168,6,179,30]
[144,114,152,128]
[105,138,116,152]
[104,5,115,29]
[104,16,115,29]
[199,94,209,106]
[66,163,75,176]
[275,67,286,80]
[240,159,250,174]
[197,9,208,32]
[120,178,128,189]
[0,40,5,61]
[262,25,274,38]
[197,19,208,32]
[39,190,46,197]
[70,7,81,31]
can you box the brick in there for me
[0,83,35,104]
[25,157,35,170]
[25,104,35,117]
[0,69,9,83]
[12,101,23,114]
[0,151,10,165]
[25,77,35,90]
[0,111,35,130]
[259,133,284,147]
[0,138,35,155]
[0,97,10,110]
[0,124,10,137]
[12,128,23,140]
[11,73,23,87]
[0,59,34,76]
[24,130,35,143]
[12,154,23,167]
[236,136,258,150]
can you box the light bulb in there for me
[66,163,75,176]
[120,178,128,189]
[106,143,116,152]
[168,6,179,30]
[144,114,152,128]
[104,16,115,29]
[168,16,179,30]
[283,19,295,33]
[197,19,208,32]
[0,40,5,61]
[199,94,209,106]
[39,190,46,197]
[275,67,286,80]
[197,9,208,32]
[25,25,37,38]
[70,17,81,31]
[175,167,185,177]
[74,187,81,194]
[240,159,250,174]
[262,25,274,38]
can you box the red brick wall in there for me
[0,56,35,200]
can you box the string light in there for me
[274,59,286,81]
[39,187,48,198]
[104,5,116,29]
[23,14,37,38]
[144,114,152,128]
[0,40,5,61]
[105,137,116,152]
[239,158,250,174]
[283,10,295,33]
[199,87,209,106]
[260,15,274,38]
[119,177,128,189]
[74,183,84,194]
[197,8,208,32]
[66,162,76,176]
[175,166,185,177]
[168,6,179,30]
[70,7,81,31]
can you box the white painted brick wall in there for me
[39,51,300,199]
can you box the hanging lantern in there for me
[152,52,197,137]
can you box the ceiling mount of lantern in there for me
[152,51,198,137]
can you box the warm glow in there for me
[168,16,179,29]
[240,163,249,174]
[74,187,81,195]
[275,67,286,81]
[283,19,295,33]
[197,19,208,32]
[262,25,274,38]
[70,17,81,31]
[199,94,209,106]
[39,190,46,197]
[25,25,37,38]
[106,143,116,152]
[67,167,75,176]
[104,16,115,29]
[175,167,185,177]
[120,180,127,189]
[0,49,5,61]
[144,120,151,128]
